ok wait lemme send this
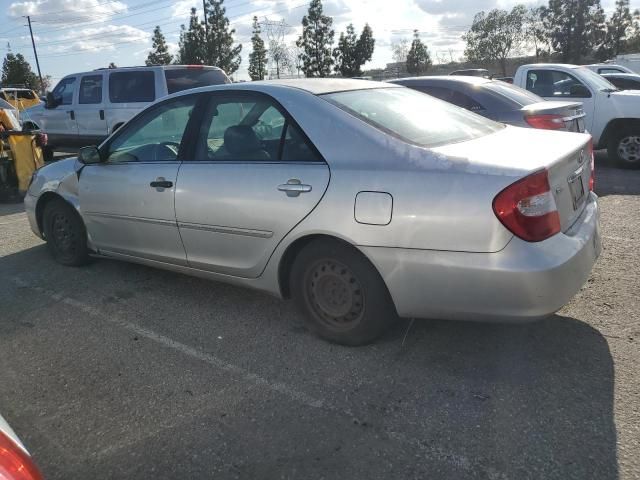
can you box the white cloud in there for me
[9,0,127,26]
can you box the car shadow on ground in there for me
[0,244,619,479]
[595,150,640,196]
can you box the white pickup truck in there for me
[514,63,640,168]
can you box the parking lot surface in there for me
[0,153,638,480]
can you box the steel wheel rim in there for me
[305,259,365,330]
[51,212,77,257]
[618,135,640,163]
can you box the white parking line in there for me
[10,276,507,479]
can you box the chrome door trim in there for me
[85,211,177,227]
[177,221,274,238]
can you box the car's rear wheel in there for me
[290,239,396,345]
[609,127,640,168]
[42,199,89,266]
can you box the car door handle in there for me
[150,178,173,189]
[99,109,105,120]
[278,179,312,197]
[67,110,75,120]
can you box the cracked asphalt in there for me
[0,152,638,479]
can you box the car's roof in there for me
[521,63,583,69]
[247,78,395,94]
[391,75,492,86]
[601,72,640,78]
[61,65,225,78]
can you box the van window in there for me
[52,77,76,105]
[164,68,230,94]
[109,71,155,103]
[79,75,103,104]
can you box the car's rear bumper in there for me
[361,192,600,322]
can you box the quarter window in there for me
[79,75,103,104]
[195,93,321,163]
[109,71,155,103]
[104,95,198,163]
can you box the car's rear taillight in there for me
[524,114,565,130]
[492,169,561,242]
[588,138,595,191]
[0,431,43,480]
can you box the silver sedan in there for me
[25,79,601,345]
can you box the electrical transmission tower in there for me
[260,18,292,79]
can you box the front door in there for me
[175,91,330,278]
[524,69,596,132]
[41,76,79,143]
[79,94,200,265]
[75,73,108,146]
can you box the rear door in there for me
[75,73,108,145]
[175,91,330,278]
[79,94,200,264]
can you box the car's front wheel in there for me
[290,239,397,346]
[42,199,90,266]
[609,127,640,168]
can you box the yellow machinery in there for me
[0,107,45,199]
[0,88,42,111]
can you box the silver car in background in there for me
[25,80,600,345]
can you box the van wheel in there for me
[609,127,640,168]
[290,239,397,346]
[42,199,89,266]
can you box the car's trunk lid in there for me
[432,126,592,233]
[521,101,586,132]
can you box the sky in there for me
[0,0,627,86]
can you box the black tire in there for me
[42,145,54,163]
[608,127,640,168]
[290,239,397,346]
[42,199,90,266]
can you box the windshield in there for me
[576,67,618,91]
[322,87,503,148]
[484,81,543,106]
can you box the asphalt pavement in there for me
[0,152,638,480]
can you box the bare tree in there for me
[391,38,409,62]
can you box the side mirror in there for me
[45,92,59,109]
[569,84,591,98]
[78,146,102,165]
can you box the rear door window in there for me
[79,75,103,104]
[415,86,484,112]
[164,68,230,94]
[109,71,155,103]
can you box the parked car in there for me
[584,63,634,74]
[449,68,490,77]
[601,72,640,90]
[0,414,43,480]
[389,76,586,132]
[493,76,514,83]
[514,63,640,167]
[0,87,41,111]
[21,65,230,161]
[25,79,600,345]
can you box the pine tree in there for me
[177,8,206,65]
[296,0,334,77]
[542,0,604,63]
[604,0,634,57]
[248,16,267,80]
[332,23,375,77]
[1,53,39,88]
[204,0,242,75]
[146,25,173,66]
[406,30,431,76]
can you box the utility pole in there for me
[25,16,44,93]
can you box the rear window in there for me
[164,68,230,94]
[322,87,503,148]
[16,90,36,99]
[109,71,155,103]
[483,81,543,106]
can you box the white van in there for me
[22,65,230,160]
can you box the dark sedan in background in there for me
[601,73,640,90]
[390,76,586,132]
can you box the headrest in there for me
[223,125,262,156]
